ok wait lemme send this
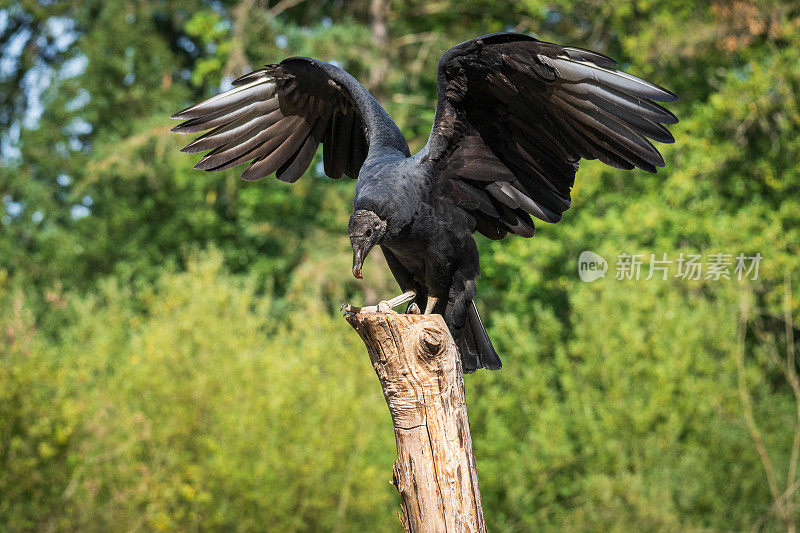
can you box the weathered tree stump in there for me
[345,310,486,533]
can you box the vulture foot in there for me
[341,290,416,316]
[424,296,438,315]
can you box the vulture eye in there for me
[365,229,373,238]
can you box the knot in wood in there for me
[418,324,446,357]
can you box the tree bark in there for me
[345,311,487,533]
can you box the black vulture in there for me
[171,32,678,373]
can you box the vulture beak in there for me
[352,248,364,279]
[352,237,377,280]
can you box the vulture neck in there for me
[354,151,419,238]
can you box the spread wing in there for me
[425,33,678,239]
[171,57,408,183]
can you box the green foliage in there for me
[2,0,800,530]
[1,252,398,531]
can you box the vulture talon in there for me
[341,303,361,316]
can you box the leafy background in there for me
[2,0,800,530]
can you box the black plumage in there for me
[171,33,677,373]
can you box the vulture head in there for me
[348,210,387,279]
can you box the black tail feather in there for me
[461,301,502,373]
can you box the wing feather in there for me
[194,116,304,171]
[424,33,677,236]
[171,58,408,183]
[550,93,665,168]
[555,89,674,144]
[329,108,355,179]
[538,55,677,102]
[170,99,280,134]
[276,117,328,183]
[239,117,310,180]
[180,108,282,154]
[171,79,277,119]
[559,82,678,125]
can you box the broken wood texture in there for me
[345,310,487,533]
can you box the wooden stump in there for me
[345,310,486,533]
